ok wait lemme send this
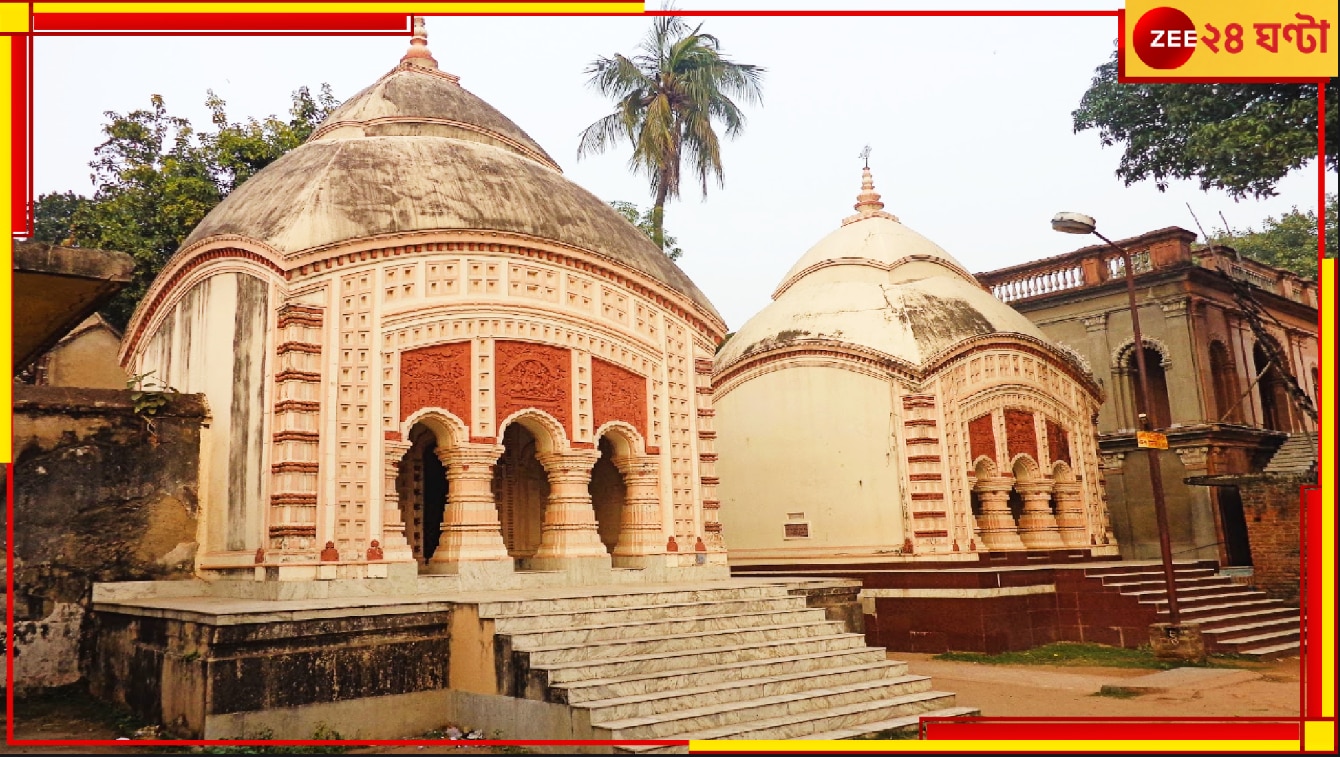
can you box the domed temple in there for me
[714,167,1120,565]
[120,22,729,583]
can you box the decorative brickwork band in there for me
[534,450,607,559]
[1015,480,1064,549]
[380,440,415,562]
[975,477,1025,551]
[428,443,511,568]
[611,455,665,559]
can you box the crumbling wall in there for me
[8,386,208,693]
[1240,478,1306,604]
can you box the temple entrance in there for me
[397,424,449,565]
[493,423,548,562]
[589,436,626,554]
[1217,487,1252,567]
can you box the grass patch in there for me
[933,642,1245,670]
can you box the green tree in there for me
[1073,47,1338,200]
[1211,193,1337,279]
[578,15,764,250]
[30,86,338,329]
[609,200,684,261]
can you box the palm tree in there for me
[578,15,764,251]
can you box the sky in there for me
[32,12,1336,330]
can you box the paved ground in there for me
[4,654,1300,753]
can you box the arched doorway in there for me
[396,423,449,565]
[1127,345,1172,429]
[493,422,549,562]
[1253,342,1289,432]
[589,436,627,554]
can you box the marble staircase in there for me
[1084,563,1299,659]
[479,582,975,751]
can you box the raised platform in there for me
[89,575,975,748]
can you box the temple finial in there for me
[401,15,439,70]
[842,157,899,226]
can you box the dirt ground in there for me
[3,654,1300,753]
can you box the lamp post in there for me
[1051,212,1181,626]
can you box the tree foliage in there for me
[31,85,338,329]
[578,16,763,249]
[1211,193,1337,279]
[1073,47,1338,199]
[609,200,684,261]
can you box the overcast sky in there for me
[32,12,1335,330]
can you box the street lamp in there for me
[1051,212,1181,626]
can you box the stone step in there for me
[1103,576,1234,590]
[503,608,829,648]
[1235,641,1300,660]
[478,585,793,617]
[581,668,930,724]
[599,688,960,742]
[1209,628,1300,650]
[1161,598,1281,619]
[521,620,849,665]
[491,596,810,632]
[594,678,955,740]
[1120,584,1243,600]
[1201,617,1300,639]
[556,648,896,704]
[1082,563,1214,578]
[800,705,981,740]
[1171,606,1298,630]
[539,633,870,685]
[1137,590,1269,607]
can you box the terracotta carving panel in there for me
[1047,419,1071,465]
[400,342,471,424]
[968,413,995,463]
[495,340,571,435]
[1004,408,1038,460]
[591,357,648,440]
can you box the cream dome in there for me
[717,168,1048,369]
[178,33,719,320]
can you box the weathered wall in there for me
[40,323,129,390]
[1241,478,1305,603]
[9,386,207,693]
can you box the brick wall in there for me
[1240,479,1305,603]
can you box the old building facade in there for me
[119,27,729,583]
[713,169,1118,565]
[977,228,1319,566]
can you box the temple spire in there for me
[842,155,899,226]
[401,15,439,70]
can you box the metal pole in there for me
[1093,231,1181,625]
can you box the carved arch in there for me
[497,408,569,455]
[594,420,647,458]
[402,408,470,449]
[1110,336,1173,372]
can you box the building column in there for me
[378,440,415,562]
[1016,480,1065,549]
[611,454,666,561]
[1051,480,1089,548]
[534,449,608,559]
[976,476,1025,551]
[427,442,511,571]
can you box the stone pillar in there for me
[1052,480,1089,548]
[379,440,415,562]
[533,450,608,560]
[427,443,511,572]
[976,477,1025,551]
[611,454,666,562]
[1016,480,1065,550]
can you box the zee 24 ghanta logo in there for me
[1132,6,1330,70]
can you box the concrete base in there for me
[1149,622,1206,663]
[523,553,613,577]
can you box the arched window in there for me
[1209,341,1239,423]
[1128,346,1172,429]
[1252,342,1290,432]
